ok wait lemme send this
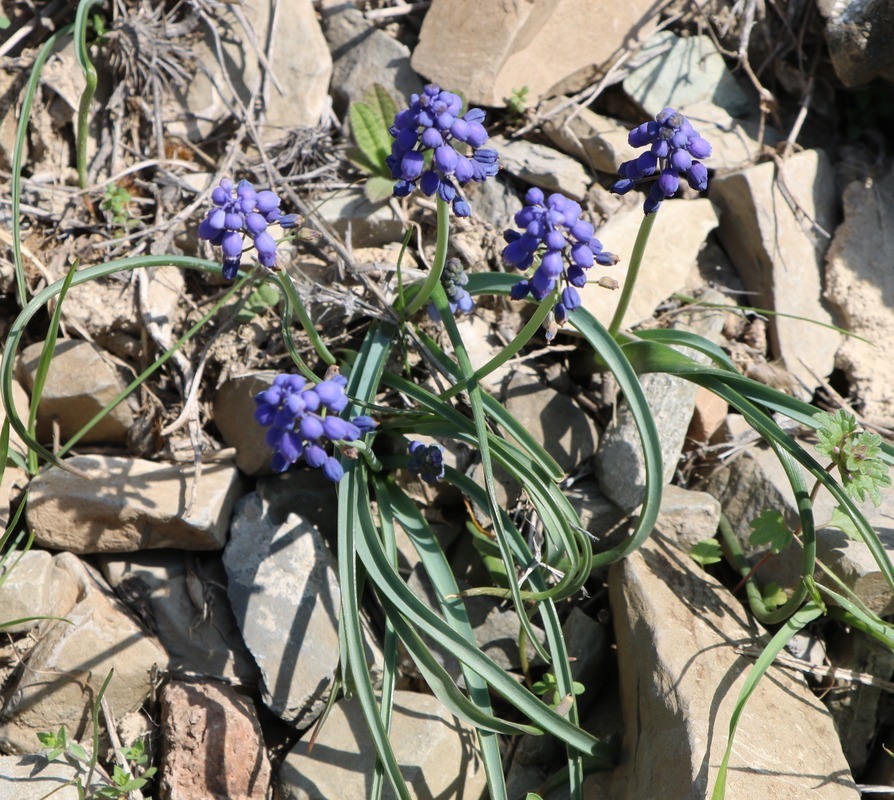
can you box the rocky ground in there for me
[1,0,894,798]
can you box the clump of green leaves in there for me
[37,725,156,799]
[505,85,530,117]
[815,410,891,507]
[100,184,137,230]
[531,671,584,709]
[349,84,398,203]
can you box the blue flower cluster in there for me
[407,441,445,485]
[611,108,711,214]
[502,189,618,324]
[428,258,474,321]
[387,84,499,217]
[198,178,301,280]
[254,374,376,482]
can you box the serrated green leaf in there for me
[748,509,792,554]
[828,505,862,541]
[690,538,723,566]
[364,175,397,204]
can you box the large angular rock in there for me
[411,0,658,107]
[159,681,271,800]
[578,198,719,330]
[224,492,347,726]
[622,31,753,118]
[99,551,259,685]
[817,0,894,86]
[490,135,591,201]
[703,441,894,615]
[0,754,103,799]
[321,3,423,115]
[0,555,167,754]
[213,371,277,476]
[710,150,841,391]
[0,551,81,634]
[595,295,727,511]
[17,340,136,445]
[278,691,487,800]
[26,455,244,553]
[610,534,859,799]
[316,187,405,247]
[165,0,331,141]
[824,169,894,422]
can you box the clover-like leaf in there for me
[748,509,792,554]
[761,582,788,611]
[689,538,723,567]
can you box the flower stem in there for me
[277,271,336,365]
[402,197,450,317]
[74,0,103,189]
[439,294,555,401]
[607,212,657,337]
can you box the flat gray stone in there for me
[26,455,244,553]
[578,199,719,330]
[278,690,486,800]
[825,168,894,422]
[610,534,859,799]
[623,31,753,118]
[0,555,167,755]
[213,371,277,476]
[411,0,658,107]
[490,135,591,201]
[322,3,422,116]
[710,149,841,391]
[316,188,405,247]
[224,491,372,726]
[0,551,80,634]
[596,295,727,511]
[100,551,259,685]
[17,340,136,446]
[0,754,105,799]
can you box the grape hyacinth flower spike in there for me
[407,441,445,485]
[610,108,712,214]
[428,257,474,321]
[198,177,304,280]
[254,373,377,482]
[502,188,619,326]
[387,84,499,217]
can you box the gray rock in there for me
[490,135,591,201]
[26,455,244,553]
[595,295,727,512]
[655,484,721,547]
[0,754,105,799]
[411,0,659,108]
[824,627,894,774]
[565,479,624,541]
[322,3,423,116]
[164,0,331,141]
[710,150,842,392]
[577,198,719,330]
[542,102,636,175]
[703,440,894,615]
[316,187,405,247]
[610,534,859,799]
[278,690,487,800]
[159,681,271,800]
[817,0,894,86]
[623,31,753,118]
[224,492,353,726]
[17,340,136,446]
[463,174,522,231]
[0,555,167,755]
[213,371,277,476]
[99,551,259,685]
[0,551,80,634]
[825,169,894,422]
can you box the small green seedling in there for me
[531,671,585,708]
[690,538,723,567]
[100,184,137,229]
